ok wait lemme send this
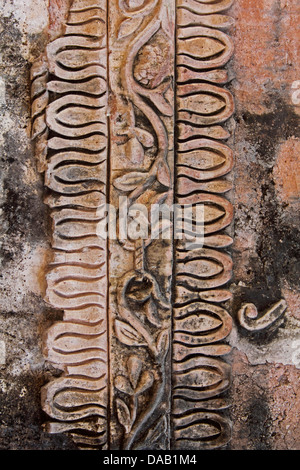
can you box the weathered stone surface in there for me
[230,0,300,451]
[0,0,299,451]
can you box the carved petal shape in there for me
[115,375,134,395]
[116,398,132,433]
[114,320,147,347]
[174,369,222,389]
[179,93,225,116]
[173,357,231,400]
[178,10,235,29]
[178,150,225,171]
[174,412,231,450]
[177,26,234,70]
[177,258,223,278]
[175,314,222,333]
[177,177,232,195]
[113,171,147,192]
[56,50,103,68]
[174,302,232,344]
[179,37,225,59]
[177,194,233,234]
[177,139,234,180]
[118,17,143,39]
[177,0,234,15]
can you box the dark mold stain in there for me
[247,397,272,450]
[234,96,300,309]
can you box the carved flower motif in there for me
[134,36,171,88]
[115,355,154,397]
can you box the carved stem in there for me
[117,272,157,354]
[124,357,166,450]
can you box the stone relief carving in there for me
[31,0,235,450]
[108,0,174,449]
[31,0,109,450]
[173,0,234,449]
[238,299,287,333]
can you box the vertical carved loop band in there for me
[31,0,235,450]
[173,0,234,449]
[31,0,109,450]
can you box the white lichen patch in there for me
[1,0,49,34]
[1,243,50,312]
[229,315,300,369]
[23,159,39,187]
[0,341,6,365]
[1,0,49,59]
[0,77,6,105]
[0,379,7,393]
[0,110,15,147]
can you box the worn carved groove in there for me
[31,0,109,450]
[32,0,235,450]
[172,0,234,449]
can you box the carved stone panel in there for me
[108,0,175,450]
[31,0,109,449]
[31,0,235,450]
[173,0,234,449]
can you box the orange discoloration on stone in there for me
[282,282,300,320]
[233,233,257,283]
[273,137,300,206]
[49,0,71,40]
[233,0,300,115]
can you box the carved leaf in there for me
[151,91,173,116]
[116,398,132,433]
[150,192,168,207]
[157,162,171,187]
[144,416,167,445]
[115,319,147,347]
[127,355,142,389]
[126,275,153,302]
[113,171,147,192]
[156,329,169,357]
[145,298,162,327]
[161,5,174,39]
[115,375,134,395]
[134,128,155,148]
[118,17,143,40]
[135,371,154,395]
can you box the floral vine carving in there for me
[114,0,173,210]
[112,0,173,449]
[114,270,170,449]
